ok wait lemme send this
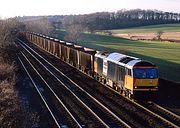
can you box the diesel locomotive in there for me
[24,32,158,100]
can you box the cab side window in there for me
[126,69,131,76]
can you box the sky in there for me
[0,0,180,18]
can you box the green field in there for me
[55,31,180,82]
[109,23,180,33]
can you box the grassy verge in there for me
[55,31,180,82]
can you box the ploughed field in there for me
[109,24,180,42]
[113,32,180,41]
[55,30,180,83]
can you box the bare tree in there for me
[25,17,52,35]
[65,23,86,44]
[0,18,25,47]
[156,31,164,40]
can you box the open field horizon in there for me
[109,23,180,33]
[98,24,180,41]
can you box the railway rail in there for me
[100,82,180,128]
[17,40,131,127]
[18,51,109,128]
[17,39,180,128]
[100,80,180,128]
[18,55,80,128]
[141,101,180,126]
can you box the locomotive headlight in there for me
[134,86,137,89]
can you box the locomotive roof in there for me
[106,52,127,62]
[126,60,155,69]
[97,52,143,67]
[126,60,142,69]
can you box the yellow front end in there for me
[124,76,158,91]
[132,78,158,100]
[133,78,158,91]
[124,68,159,100]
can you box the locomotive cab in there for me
[126,60,159,100]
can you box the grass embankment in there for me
[109,23,180,33]
[56,31,180,82]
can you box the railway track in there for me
[140,101,180,126]
[98,80,180,128]
[18,55,80,128]
[18,53,82,128]
[99,81,180,128]
[17,39,180,128]
[18,51,108,128]
[17,39,131,128]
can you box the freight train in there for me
[23,32,158,100]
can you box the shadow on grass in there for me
[52,31,180,112]
[79,41,180,83]
[54,31,180,83]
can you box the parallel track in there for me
[98,78,180,128]
[17,39,131,128]
[18,51,108,128]
[18,55,80,128]
[100,82,180,128]
[141,101,180,126]
[17,38,180,128]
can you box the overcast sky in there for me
[0,0,180,18]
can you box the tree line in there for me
[61,9,180,31]
[17,9,180,43]
[0,18,25,47]
[18,9,180,32]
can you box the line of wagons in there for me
[23,32,159,100]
